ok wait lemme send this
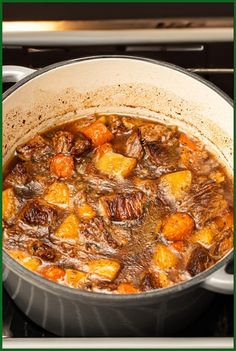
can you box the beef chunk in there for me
[99,191,145,221]
[125,131,143,159]
[107,115,125,135]
[140,272,158,291]
[4,163,29,188]
[52,131,73,153]
[186,245,212,276]
[16,135,52,162]
[146,142,179,173]
[181,179,227,227]
[71,134,91,157]
[80,217,118,253]
[22,200,57,226]
[140,123,177,143]
[28,240,59,261]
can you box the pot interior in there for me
[3,57,233,177]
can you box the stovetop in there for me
[2,2,233,341]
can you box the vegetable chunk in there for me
[117,283,139,294]
[95,148,137,178]
[66,269,86,287]
[50,154,74,178]
[2,188,16,221]
[77,204,96,220]
[9,250,42,271]
[42,266,65,281]
[80,122,113,146]
[55,214,79,240]
[88,258,120,281]
[44,182,70,206]
[191,224,216,246]
[153,243,177,270]
[162,212,194,241]
[158,170,192,202]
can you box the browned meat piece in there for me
[106,224,131,246]
[140,272,158,291]
[79,217,118,253]
[210,230,233,259]
[107,115,125,135]
[140,123,177,143]
[99,191,145,221]
[21,199,57,226]
[71,134,91,157]
[181,179,228,227]
[146,142,179,173]
[4,163,29,188]
[28,240,59,261]
[125,131,143,159]
[52,131,73,153]
[186,245,212,276]
[16,135,52,162]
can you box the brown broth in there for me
[2,114,233,293]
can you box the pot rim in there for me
[2,55,234,302]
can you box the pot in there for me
[2,56,233,336]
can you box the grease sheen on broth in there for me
[3,114,233,294]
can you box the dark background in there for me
[3,2,233,21]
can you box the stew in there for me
[3,114,233,293]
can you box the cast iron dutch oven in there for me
[2,56,233,336]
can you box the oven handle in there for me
[2,65,36,83]
[202,263,233,294]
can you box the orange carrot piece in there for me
[80,122,113,147]
[179,133,199,152]
[117,283,139,294]
[41,266,65,282]
[171,241,185,252]
[50,154,74,178]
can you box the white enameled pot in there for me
[2,56,233,336]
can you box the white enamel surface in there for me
[3,58,233,175]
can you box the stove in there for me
[2,2,234,348]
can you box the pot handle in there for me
[202,264,233,294]
[2,65,36,83]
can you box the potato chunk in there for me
[55,214,79,240]
[158,170,192,202]
[2,188,16,221]
[191,224,217,246]
[153,243,177,270]
[95,149,137,178]
[77,204,96,221]
[66,269,86,287]
[156,271,172,288]
[162,212,194,241]
[44,182,70,206]
[88,258,120,281]
[80,122,113,147]
[9,250,42,271]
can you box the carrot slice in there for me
[42,266,65,282]
[179,133,199,152]
[117,283,139,294]
[80,122,113,147]
[50,154,74,178]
